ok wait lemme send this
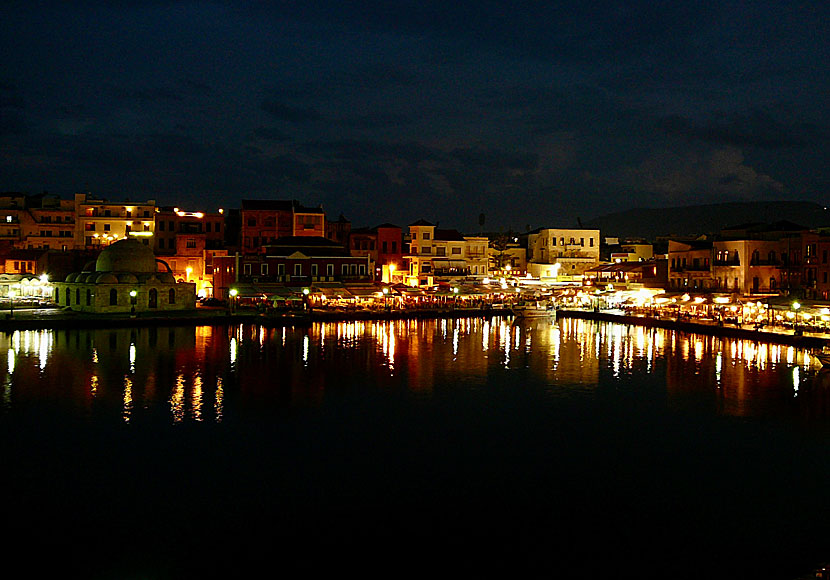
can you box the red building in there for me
[240,199,326,253]
[213,236,371,299]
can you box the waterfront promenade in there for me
[1,304,829,350]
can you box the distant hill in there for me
[584,201,829,240]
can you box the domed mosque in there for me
[54,238,196,313]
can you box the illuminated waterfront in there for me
[2,318,830,578]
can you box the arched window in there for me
[76,288,80,304]
[169,288,176,305]
[751,250,760,264]
[770,277,777,290]
[86,289,91,306]
[110,288,118,306]
[149,288,158,309]
[53,287,59,302]
[65,288,71,306]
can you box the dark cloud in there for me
[659,111,829,150]
[0,82,27,136]
[252,126,290,142]
[261,100,323,123]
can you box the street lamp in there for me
[8,289,15,318]
[229,288,238,314]
[129,289,137,316]
[792,301,802,335]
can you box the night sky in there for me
[1,1,827,232]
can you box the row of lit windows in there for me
[242,263,367,276]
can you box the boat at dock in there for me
[512,300,556,318]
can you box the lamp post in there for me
[452,286,459,308]
[129,289,137,317]
[793,301,802,335]
[8,289,15,318]
[229,288,238,314]
[302,287,310,311]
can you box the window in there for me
[382,241,388,253]
[205,222,211,233]
[186,240,196,249]
[86,289,91,306]
[294,264,302,276]
[451,247,461,255]
[169,289,176,305]
[342,264,349,275]
[327,264,334,276]
[159,221,165,231]
[169,221,174,231]
[423,232,430,240]
[590,238,594,247]
[392,242,397,253]
[104,223,110,231]
[311,264,318,276]
[85,222,95,231]
[277,264,285,276]
[359,264,366,275]
[436,247,446,256]
[421,247,431,254]
[261,264,268,275]
[243,263,252,275]
[149,288,158,309]
[411,233,417,240]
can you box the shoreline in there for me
[1,306,828,348]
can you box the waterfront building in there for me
[585,259,666,289]
[404,220,490,286]
[488,243,527,278]
[526,228,601,281]
[154,206,227,298]
[799,231,830,300]
[712,222,806,295]
[325,214,351,247]
[74,192,156,250]
[667,240,715,291]
[610,243,653,263]
[240,199,326,253]
[212,236,372,301]
[16,194,75,251]
[54,237,196,313]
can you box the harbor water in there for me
[2,317,830,579]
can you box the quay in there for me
[1,305,829,349]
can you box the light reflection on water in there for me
[0,318,827,424]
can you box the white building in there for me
[527,228,601,281]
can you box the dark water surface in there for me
[2,317,830,578]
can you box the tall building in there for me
[240,199,326,252]
[404,220,489,286]
[74,192,155,249]
[526,228,601,280]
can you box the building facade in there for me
[74,192,156,250]
[526,228,601,280]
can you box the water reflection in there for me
[0,318,828,424]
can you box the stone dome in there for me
[118,273,139,284]
[95,238,158,273]
[95,273,118,284]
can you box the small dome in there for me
[118,273,139,284]
[96,239,157,273]
[65,273,78,283]
[95,273,119,284]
